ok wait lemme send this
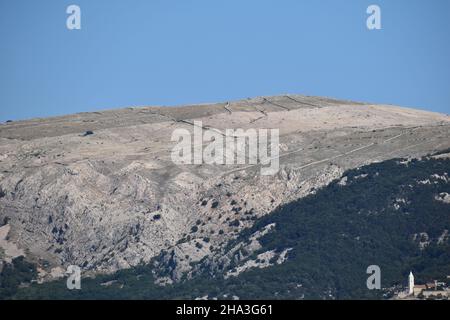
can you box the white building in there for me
[408,271,414,295]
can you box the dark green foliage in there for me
[0,256,37,299]
[226,157,450,299]
[211,201,219,209]
[229,219,240,227]
[1,217,9,227]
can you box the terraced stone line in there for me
[262,98,291,111]
[284,95,319,108]
[222,124,449,176]
[223,102,233,114]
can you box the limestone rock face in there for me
[0,95,449,279]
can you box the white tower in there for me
[408,271,414,295]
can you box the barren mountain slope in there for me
[0,95,449,281]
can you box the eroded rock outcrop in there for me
[0,95,449,280]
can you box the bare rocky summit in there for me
[0,95,449,281]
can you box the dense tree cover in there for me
[0,256,37,298]
[227,157,450,298]
[4,157,450,300]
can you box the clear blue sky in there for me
[1,0,449,121]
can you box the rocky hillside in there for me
[0,95,449,285]
[5,155,450,300]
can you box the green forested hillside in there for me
[3,156,450,300]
